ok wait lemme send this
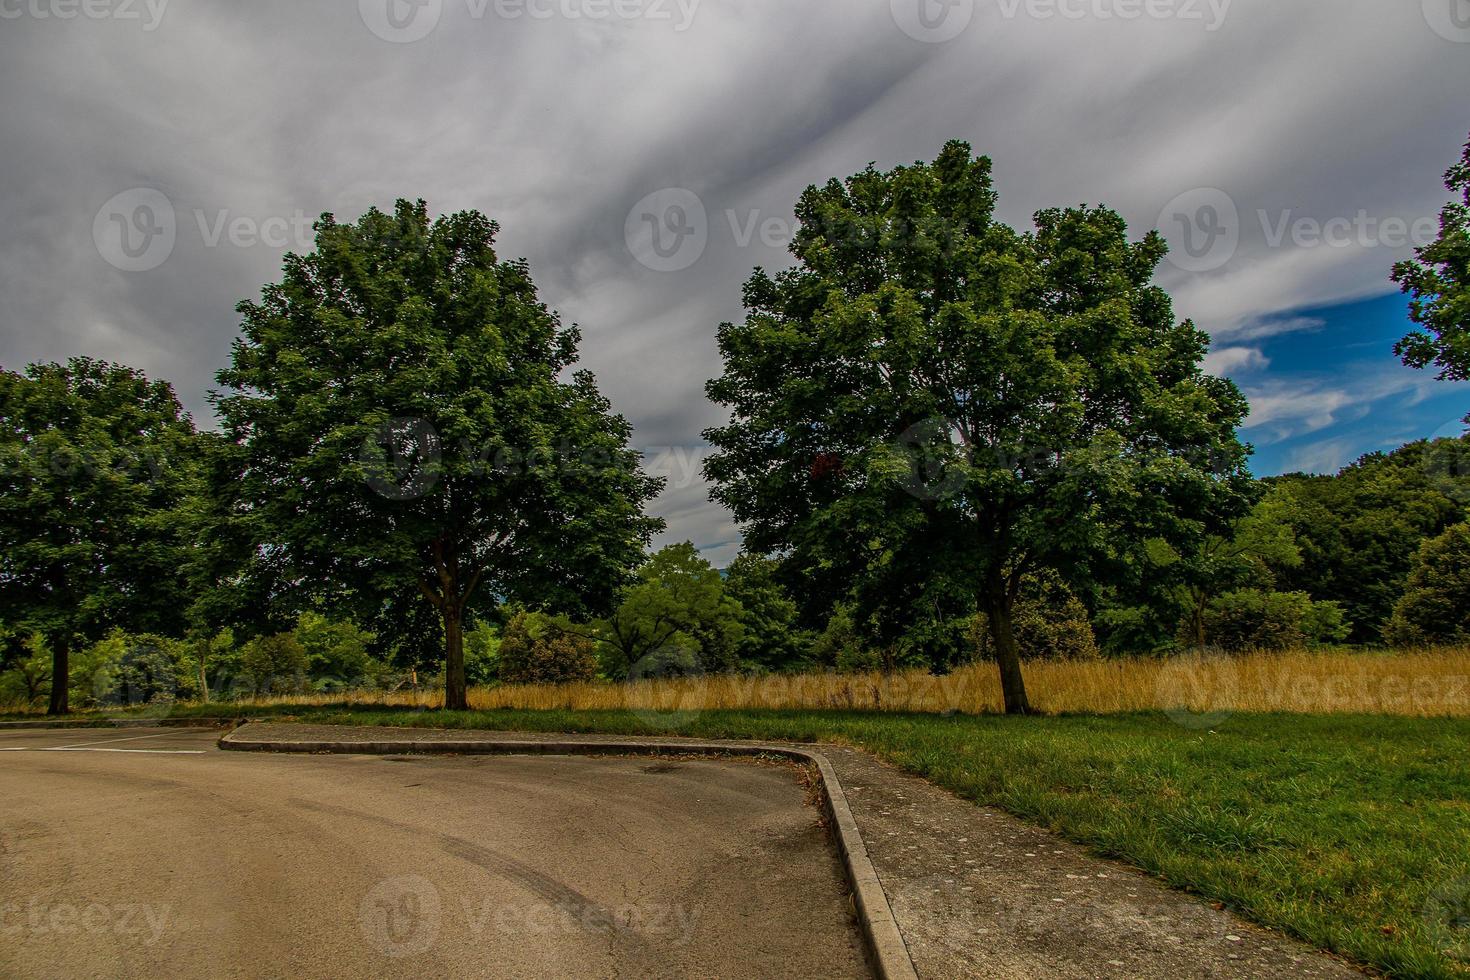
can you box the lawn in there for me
[138,702,1470,978]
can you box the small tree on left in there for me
[0,359,202,714]
[215,201,663,710]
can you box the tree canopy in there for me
[1395,132,1470,397]
[704,141,1255,712]
[0,358,202,713]
[214,200,663,709]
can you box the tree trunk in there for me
[46,633,70,716]
[984,593,1032,716]
[1187,587,1207,649]
[443,606,467,711]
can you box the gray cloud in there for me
[1,0,1467,565]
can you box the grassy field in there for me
[133,702,1470,977]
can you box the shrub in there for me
[241,633,308,695]
[973,574,1101,662]
[497,612,597,686]
[1202,589,1350,651]
[1384,523,1470,646]
[104,633,190,706]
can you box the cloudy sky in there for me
[1,0,1468,564]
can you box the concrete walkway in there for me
[227,722,1363,979]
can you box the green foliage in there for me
[1394,132,1470,396]
[240,633,308,696]
[496,610,597,685]
[1174,484,1300,648]
[703,141,1255,711]
[0,358,204,712]
[293,612,379,691]
[463,620,501,687]
[0,633,52,707]
[105,633,190,706]
[598,543,745,678]
[1271,436,1470,642]
[1201,590,1350,652]
[723,553,808,671]
[973,572,1100,662]
[214,200,662,708]
[1384,522,1470,646]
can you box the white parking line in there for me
[50,731,181,749]
[0,731,208,754]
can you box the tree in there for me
[1202,590,1349,652]
[215,201,663,710]
[971,571,1101,662]
[497,610,597,685]
[1384,522,1470,646]
[1394,132,1470,400]
[240,633,307,696]
[1177,484,1299,648]
[0,359,202,714]
[723,553,807,671]
[293,612,378,691]
[704,142,1254,713]
[597,542,744,678]
[0,633,52,706]
[1270,437,1469,642]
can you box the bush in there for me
[241,633,308,695]
[104,633,190,706]
[1384,523,1470,646]
[497,612,597,686]
[973,573,1101,662]
[1202,589,1350,651]
[464,620,501,687]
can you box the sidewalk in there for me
[222,722,1362,979]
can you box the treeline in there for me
[3,133,1467,713]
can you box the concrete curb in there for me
[220,724,919,980]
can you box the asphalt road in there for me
[0,727,868,979]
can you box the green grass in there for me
[20,702,1470,977]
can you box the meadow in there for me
[128,646,1470,720]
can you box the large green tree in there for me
[1395,131,1470,397]
[704,142,1254,713]
[596,542,744,677]
[0,359,202,713]
[215,201,663,710]
[1384,522,1470,646]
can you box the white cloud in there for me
[1202,346,1268,376]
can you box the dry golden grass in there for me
[240,647,1470,718]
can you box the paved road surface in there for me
[0,727,867,979]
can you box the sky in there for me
[0,0,1467,565]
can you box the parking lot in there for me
[0,727,867,979]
